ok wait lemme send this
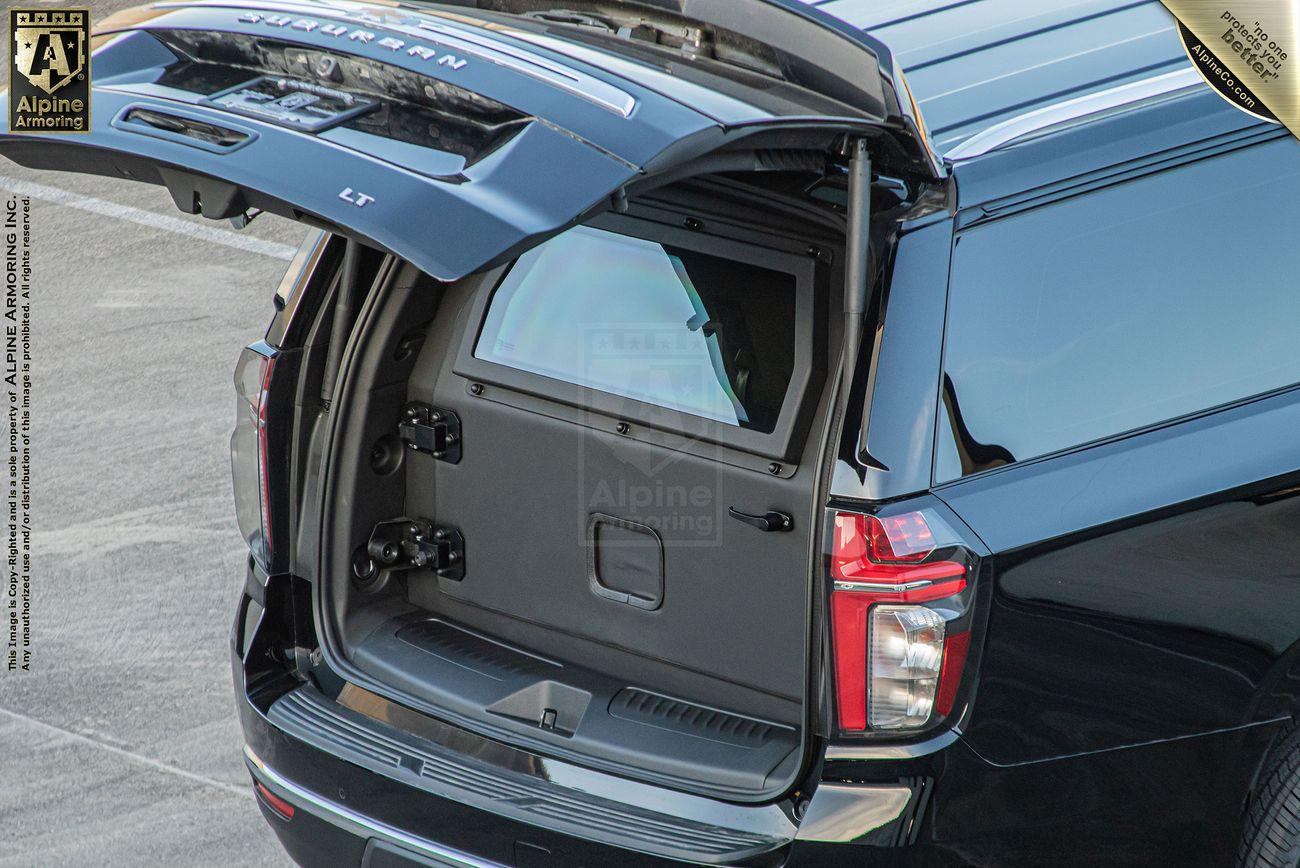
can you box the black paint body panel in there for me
[939,386,1300,766]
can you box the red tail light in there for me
[232,343,278,571]
[833,512,966,585]
[935,631,972,716]
[830,509,973,732]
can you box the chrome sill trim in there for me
[946,66,1204,161]
[833,579,933,593]
[244,745,503,868]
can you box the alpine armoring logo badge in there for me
[9,9,90,133]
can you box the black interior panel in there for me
[404,387,812,697]
[321,190,844,799]
[351,614,800,795]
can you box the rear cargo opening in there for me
[314,174,858,801]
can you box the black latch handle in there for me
[112,105,257,155]
[124,108,250,148]
[728,507,793,533]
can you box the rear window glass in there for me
[475,225,796,432]
[937,140,1300,482]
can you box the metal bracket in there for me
[399,402,461,463]
[366,518,464,581]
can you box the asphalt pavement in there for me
[0,131,302,865]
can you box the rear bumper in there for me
[232,580,920,867]
[245,745,493,868]
[231,573,1273,867]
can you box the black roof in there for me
[810,0,1190,155]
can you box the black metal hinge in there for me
[399,402,461,463]
[366,518,465,581]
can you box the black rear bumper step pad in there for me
[268,686,787,864]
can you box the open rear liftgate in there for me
[0,0,944,860]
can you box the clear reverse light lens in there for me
[232,345,275,570]
[868,605,946,729]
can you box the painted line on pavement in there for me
[0,174,298,261]
[0,705,250,798]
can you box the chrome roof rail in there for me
[946,66,1204,161]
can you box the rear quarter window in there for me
[937,138,1300,482]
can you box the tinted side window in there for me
[937,138,1300,482]
[475,225,797,433]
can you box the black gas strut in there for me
[840,138,872,427]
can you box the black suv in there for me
[9,0,1300,865]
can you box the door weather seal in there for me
[320,238,362,408]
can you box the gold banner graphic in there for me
[1161,1,1295,133]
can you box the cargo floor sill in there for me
[264,685,796,865]
[340,614,801,801]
